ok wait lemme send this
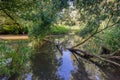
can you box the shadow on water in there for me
[30,43,59,80]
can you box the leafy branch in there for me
[2,9,22,33]
[71,15,119,48]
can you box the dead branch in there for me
[94,55,120,67]
[104,56,120,59]
[43,39,53,43]
[68,48,94,58]
[110,48,120,56]
[43,38,63,55]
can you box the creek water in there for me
[20,35,120,80]
[1,35,120,80]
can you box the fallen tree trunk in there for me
[43,38,120,67]
[67,48,120,67]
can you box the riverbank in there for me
[0,35,28,40]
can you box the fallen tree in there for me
[67,48,120,67]
[43,37,120,67]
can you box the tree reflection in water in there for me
[30,39,120,80]
[31,43,59,80]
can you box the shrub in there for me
[0,25,28,34]
[103,26,120,51]
[28,24,50,39]
[51,25,69,35]
[0,40,30,78]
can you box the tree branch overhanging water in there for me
[43,34,120,67]
[71,18,119,48]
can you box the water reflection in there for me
[70,57,91,80]
[1,35,120,80]
[27,35,120,80]
[30,43,59,80]
[30,43,77,80]
[29,41,102,80]
[57,50,74,80]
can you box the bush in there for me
[0,25,28,34]
[103,26,120,51]
[0,40,30,78]
[29,24,50,39]
[51,25,69,35]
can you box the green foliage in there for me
[0,0,119,53]
[29,24,50,39]
[0,25,28,34]
[0,40,31,77]
[77,0,119,34]
[21,26,28,34]
[102,26,120,51]
[79,20,100,37]
[51,25,69,35]
[0,0,62,36]
[52,0,68,10]
[74,0,120,54]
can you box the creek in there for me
[21,35,120,80]
[1,35,120,80]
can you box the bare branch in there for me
[43,38,63,55]
[110,48,120,56]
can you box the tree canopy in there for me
[0,0,120,79]
[0,0,120,48]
